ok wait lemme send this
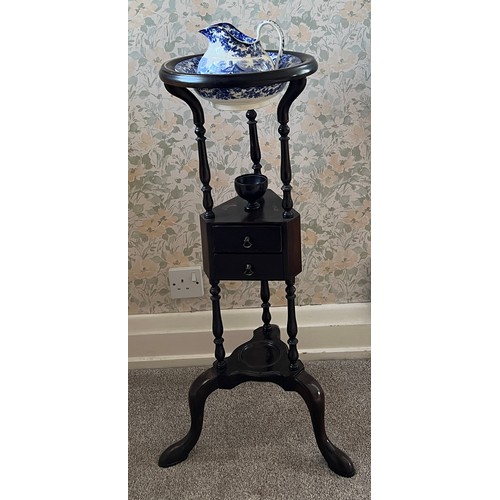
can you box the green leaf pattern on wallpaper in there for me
[128,0,371,314]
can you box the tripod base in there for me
[158,325,355,478]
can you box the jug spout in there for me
[198,27,211,38]
[199,23,256,45]
[198,26,221,43]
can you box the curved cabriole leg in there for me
[290,369,355,477]
[158,367,219,467]
[163,84,214,219]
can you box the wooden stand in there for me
[157,53,355,477]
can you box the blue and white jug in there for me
[197,21,285,75]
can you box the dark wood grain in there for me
[163,84,214,219]
[277,78,307,218]
[261,280,272,335]
[200,190,301,281]
[246,109,262,174]
[158,51,354,477]
[209,280,226,370]
[285,278,299,370]
[158,326,355,476]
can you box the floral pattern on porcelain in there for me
[176,52,300,105]
[197,21,284,74]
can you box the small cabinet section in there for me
[200,190,302,282]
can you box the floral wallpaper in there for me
[128,0,371,314]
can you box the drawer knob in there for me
[243,264,254,276]
[242,236,253,249]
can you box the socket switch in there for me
[168,266,204,299]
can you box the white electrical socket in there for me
[168,266,204,299]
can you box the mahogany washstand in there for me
[157,52,355,477]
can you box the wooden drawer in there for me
[212,225,282,253]
[212,254,284,280]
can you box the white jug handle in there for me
[255,20,285,70]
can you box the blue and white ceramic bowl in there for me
[174,52,302,111]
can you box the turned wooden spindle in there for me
[260,280,272,336]
[277,78,307,218]
[285,278,299,370]
[210,280,226,369]
[163,84,215,219]
[246,109,262,174]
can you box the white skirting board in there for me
[128,303,370,369]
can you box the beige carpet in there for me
[129,359,370,500]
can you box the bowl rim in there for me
[159,51,318,89]
[234,173,268,185]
